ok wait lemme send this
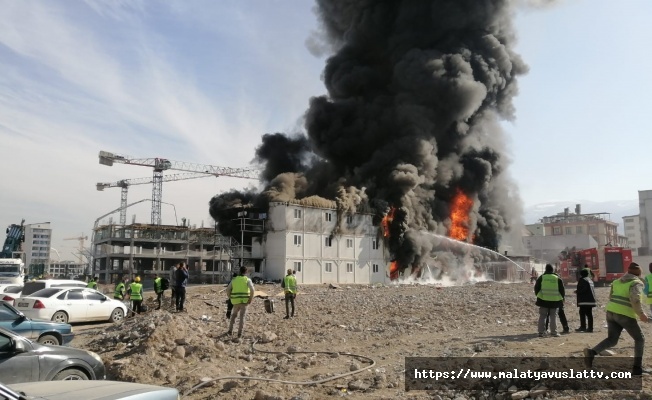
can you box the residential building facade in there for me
[541,205,618,247]
[24,222,51,278]
[265,202,386,284]
[48,261,86,279]
[639,190,652,256]
[621,215,639,256]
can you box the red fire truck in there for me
[558,246,632,286]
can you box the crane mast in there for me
[98,151,259,225]
[97,173,214,225]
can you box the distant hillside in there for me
[523,199,639,234]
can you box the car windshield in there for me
[27,288,62,298]
[0,264,20,277]
[3,286,22,294]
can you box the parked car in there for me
[5,380,179,400]
[0,325,105,384]
[1,285,24,306]
[16,288,127,324]
[21,280,88,297]
[0,284,22,293]
[3,280,88,307]
[1,285,23,293]
[0,301,73,345]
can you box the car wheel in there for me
[38,334,60,346]
[51,311,68,324]
[110,307,125,323]
[54,368,88,380]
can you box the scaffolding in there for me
[91,223,241,284]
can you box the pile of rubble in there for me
[74,282,650,399]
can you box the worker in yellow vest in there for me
[128,276,144,317]
[584,262,649,375]
[226,266,255,340]
[534,264,565,337]
[643,262,652,314]
[114,276,128,300]
[282,268,297,319]
[87,276,98,289]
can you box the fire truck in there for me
[558,246,632,286]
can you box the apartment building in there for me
[621,215,639,256]
[265,201,387,284]
[24,222,52,277]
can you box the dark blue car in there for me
[0,302,73,346]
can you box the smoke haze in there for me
[209,0,528,274]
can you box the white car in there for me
[1,285,24,306]
[6,380,180,400]
[15,287,127,324]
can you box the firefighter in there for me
[87,276,99,289]
[114,276,128,300]
[128,276,144,317]
[584,262,649,375]
[535,264,565,337]
[282,268,297,319]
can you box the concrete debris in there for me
[260,331,278,343]
[511,390,530,400]
[71,283,638,400]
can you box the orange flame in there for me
[449,189,473,241]
[381,207,395,238]
[389,260,399,280]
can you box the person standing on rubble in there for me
[169,263,178,308]
[128,276,144,317]
[282,268,297,319]
[643,262,652,313]
[154,273,163,310]
[225,271,238,319]
[175,262,189,312]
[575,268,597,332]
[114,276,128,300]
[535,264,565,337]
[545,270,571,334]
[584,262,649,375]
[227,266,255,339]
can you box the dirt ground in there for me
[71,281,652,400]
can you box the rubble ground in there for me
[74,282,652,400]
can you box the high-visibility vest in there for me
[230,276,251,304]
[129,282,143,301]
[87,281,97,289]
[154,277,162,293]
[284,275,297,294]
[536,274,563,301]
[645,275,652,305]
[114,282,125,299]
[606,280,638,319]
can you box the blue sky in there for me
[0,1,649,260]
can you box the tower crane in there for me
[64,235,88,264]
[99,151,260,225]
[97,172,216,225]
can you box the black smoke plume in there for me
[209,0,527,275]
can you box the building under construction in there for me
[92,150,265,283]
[91,219,264,284]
